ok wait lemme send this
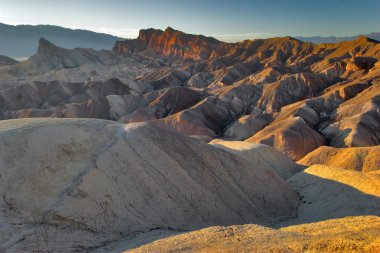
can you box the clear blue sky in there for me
[0,0,379,41]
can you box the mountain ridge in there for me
[0,23,121,59]
[296,32,380,44]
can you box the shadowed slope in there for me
[282,165,380,226]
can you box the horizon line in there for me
[1,22,378,42]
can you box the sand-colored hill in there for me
[209,140,301,179]
[0,118,298,252]
[127,216,380,253]
[298,146,380,172]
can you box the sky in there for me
[1,0,380,41]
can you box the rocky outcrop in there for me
[0,118,298,252]
[114,27,224,60]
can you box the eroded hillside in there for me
[1,27,379,160]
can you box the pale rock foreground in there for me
[0,118,298,252]
[129,216,380,253]
[209,140,302,179]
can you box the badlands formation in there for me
[0,27,379,252]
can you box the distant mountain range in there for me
[1,22,379,59]
[0,23,121,59]
[296,32,380,44]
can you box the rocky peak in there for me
[165,26,176,33]
[114,27,223,59]
[138,28,163,44]
[37,37,59,54]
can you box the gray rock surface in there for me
[0,118,298,252]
